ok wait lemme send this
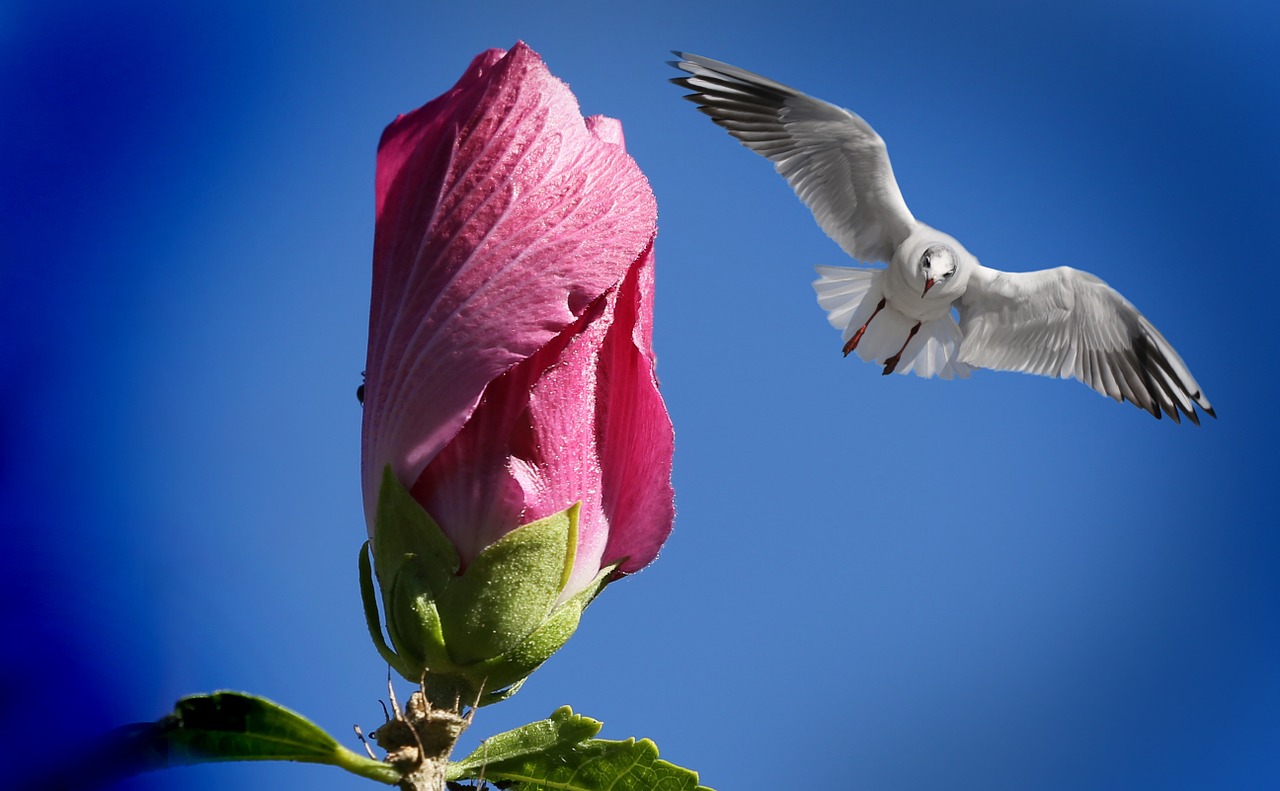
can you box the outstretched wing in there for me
[957,265,1214,424]
[671,52,916,264]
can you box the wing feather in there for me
[671,52,916,264]
[957,266,1213,422]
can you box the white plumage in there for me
[671,52,1213,424]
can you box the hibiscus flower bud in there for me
[357,42,674,706]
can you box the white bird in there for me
[671,52,1214,424]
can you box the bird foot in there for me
[842,325,868,356]
[881,321,920,375]
[842,297,887,357]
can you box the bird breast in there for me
[886,226,968,321]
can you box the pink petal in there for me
[410,243,674,596]
[362,42,657,529]
[519,242,675,595]
[516,290,617,598]
[584,115,625,146]
[409,298,599,565]
[595,243,675,576]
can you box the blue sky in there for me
[2,1,1277,789]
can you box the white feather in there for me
[813,265,971,380]
[813,265,880,331]
[672,52,916,264]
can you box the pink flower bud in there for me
[361,42,674,604]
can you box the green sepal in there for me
[447,706,713,791]
[358,540,410,677]
[368,465,459,680]
[397,565,453,671]
[436,562,612,706]
[360,538,456,683]
[436,504,579,665]
[483,564,614,686]
[364,467,606,704]
[372,465,458,597]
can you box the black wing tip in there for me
[1190,390,1217,421]
[1130,397,1216,426]
[1127,393,1219,426]
[1178,401,1215,426]
[1130,331,1215,426]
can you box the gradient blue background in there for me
[2,1,1277,789]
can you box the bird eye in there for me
[922,257,931,270]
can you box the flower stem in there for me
[372,688,472,791]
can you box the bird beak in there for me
[921,278,935,298]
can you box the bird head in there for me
[919,243,959,298]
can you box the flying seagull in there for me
[670,52,1213,424]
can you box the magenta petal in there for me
[411,244,674,595]
[516,293,617,597]
[596,244,675,576]
[409,299,597,566]
[512,242,674,595]
[508,242,674,594]
[362,42,657,527]
[584,115,625,146]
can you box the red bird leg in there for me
[843,298,887,356]
[882,321,922,375]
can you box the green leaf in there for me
[105,691,402,785]
[448,705,601,778]
[449,707,712,791]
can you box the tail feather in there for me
[813,265,970,380]
[899,316,972,380]
[814,265,880,333]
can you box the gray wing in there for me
[671,52,916,265]
[957,266,1214,424]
